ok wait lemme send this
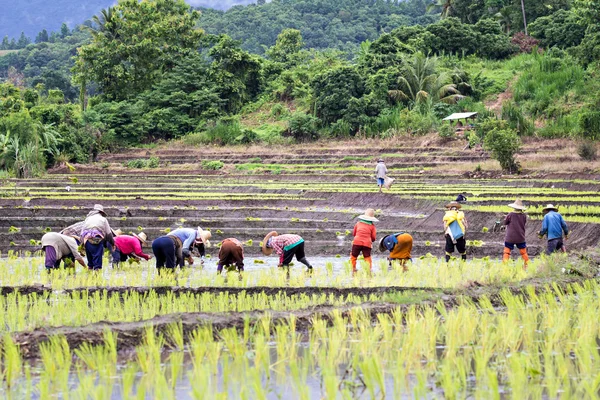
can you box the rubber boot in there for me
[519,248,530,269]
[364,256,373,272]
[350,255,358,273]
[445,254,451,263]
[461,253,467,261]
[502,247,511,263]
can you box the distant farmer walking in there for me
[217,238,244,274]
[81,204,114,270]
[262,232,313,271]
[538,204,569,255]
[350,208,378,273]
[503,199,529,267]
[443,201,468,262]
[375,159,387,193]
[379,232,413,270]
[112,232,152,268]
[41,232,86,270]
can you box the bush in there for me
[286,112,320,141]
[483,128,521,173]
[580,111,600,140]
[578,141,597,161]
[201,160,224,170]
[511,33,541,54]
[126,157,160,169]
[438,124,455,141]
[501,101,534,136]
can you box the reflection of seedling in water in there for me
[245,240,253,246]
[8,226,20,233]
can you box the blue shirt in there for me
[539,211,568,240]
[169,228,196,250]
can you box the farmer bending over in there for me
[503,199,529,267]
[379,232,413,271]
[112,232,152,268]
[262,232,313,272]
[41,232,86,271]
[443,201,468,262]
[167,227,211,267]
[217,238,244,274]
[538,204,569,255]
[81,204,114,270]
[350,208,378,273]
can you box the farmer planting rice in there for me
[262,231,313,272]
[538,204,569,254]
[379,232,413,270]
[81,204,114,270]
[375,158,387,193]
[111,232,152,268]
[167,227,212,267]
[350,208,378,273]
[217,238,244,274]
[151,234,182,269]
[60,221,85,240]
[41,232,86,270]
[443,201,468,262]
[503,199,529,267]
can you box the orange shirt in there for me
[389,233,413,259]
[352,221,377,248]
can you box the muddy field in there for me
[1,138,600,398]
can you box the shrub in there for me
[578,141,597,161]
[580,111,600,140]
[201,160,224,170]
[126,157,159,169]
[501,101,534,136]
[286,112,319,141]
[511,33,540,54]
[483,128,521,173]
[438,124,455,141]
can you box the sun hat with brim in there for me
[93,204,107,216]
[261,231,278,256]
[378,235,390,252]
[445,201,462,209]
[133,232,148,244]
[195,227,212,247]
[508,199,527,211]
[358,208,379,222]
[543,204,558,212]
[113,229,123,236]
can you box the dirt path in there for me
[485,77,518,116]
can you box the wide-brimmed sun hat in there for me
[378,158,384,162]
[543,204,558,212]
[358,208,379,222]
[445,201,462,209]
[93,204,107,216]
[261,231,278,256]
[133,232,147,244]
[195,227,212,247]
[378,235,390,252]
[508,199,527,211]
[113,229,123,236]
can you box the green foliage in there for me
[312,66,366,125]
[126,157,160,169]
[577,141,597,161]
[579,111,600,140]
[501,101,534,136]
[483,127,521,173]
[286,112,320,142]
[201,160,224,170]
[529,10,586,49]
[438,124,455,140]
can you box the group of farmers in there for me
[39,197,569,273]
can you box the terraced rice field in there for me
[1,137,600,398]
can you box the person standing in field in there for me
[350,208,378,273]
[81,204,114,270]
[217,238,244,274]
[443,201,468,262]
[111,232,152,268]
[379,232,413,271]
[538,204,569,254]
[262,232,313,272]
[375,158,387,193]
[41,232,86,270]
[503,199,529,267]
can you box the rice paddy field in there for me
[1,137,600,398]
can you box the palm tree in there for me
[86,7,120,40]
[495,7,513,34]
[388,53,463,105]
[427,0,454,18]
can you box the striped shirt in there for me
[60,221,85,238]
[269,234,303,256]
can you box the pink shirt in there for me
[114,235,151,260]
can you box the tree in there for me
[388,53,462,105]
[60,23,70,38]
[575,0,600,25]
[74,0,204,101]
[35,29,49,44]
[312,65,366,124]
[483,127,521,173]
[266,29,305,65]
[0,36,9,50]
[529,10,586,48]
[17,33,30,48]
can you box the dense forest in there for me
[0,0,599,178]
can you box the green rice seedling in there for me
[254,259,265,264]
[290,218,300,222]
[245,239,253,246]
[3,333,22,389]
[8,226,20,233]
[482,227,489,233]
[216,230,223,234]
